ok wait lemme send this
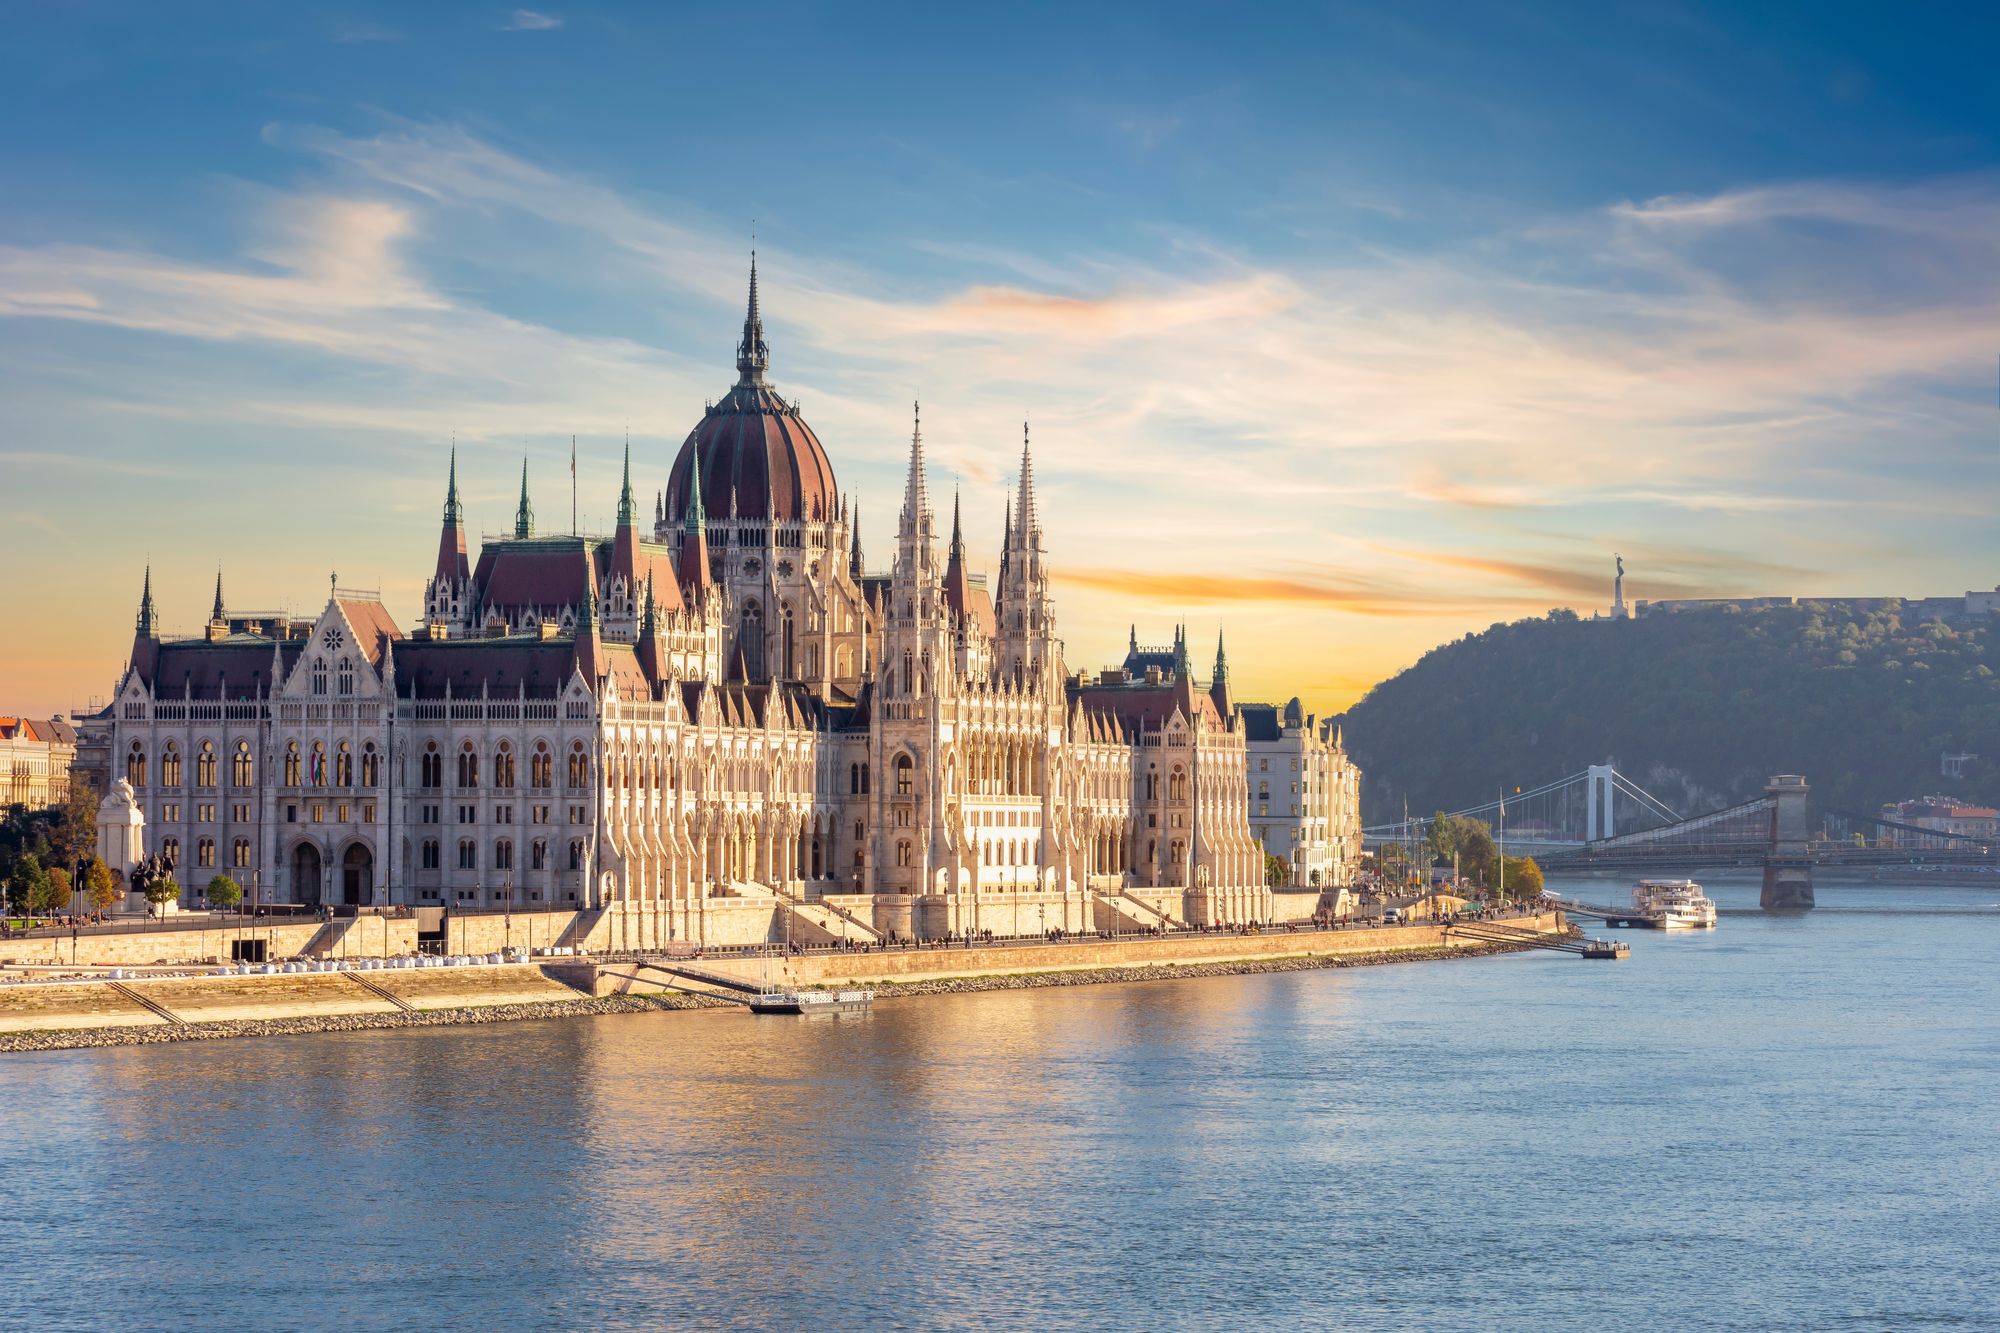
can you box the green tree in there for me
[83,858,118,913]
[206,874,243,910]
[48,782,98,872]
[31,865,69,916]
[141,873,181,911]
[1263,852,1289,887]
[11,852,47,917]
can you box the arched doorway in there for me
[293,843,323,907]
[341,843,374,906]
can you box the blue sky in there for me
[5,1,1999,716]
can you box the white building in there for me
[1240,696,1362,889]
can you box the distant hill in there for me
[1337,602,2000,826]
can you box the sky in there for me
[4,1,1999,720]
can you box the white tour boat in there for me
[749,988,875,1015]
[1632,878,1718,929]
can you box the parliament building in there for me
[87,263,1358,946]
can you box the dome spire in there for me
[515,456,534,538]
[736,249,770,385]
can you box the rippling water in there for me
[1,874,1994,1331]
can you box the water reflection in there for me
[0,877,1992,1331]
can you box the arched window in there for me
[740,601,764,679]
[849,763,860,795]
[1145,772,1157,801]
[361,743,379,787]
[567,743,588,788]
[127,743,146,789]
[161,743,182,788]
[310,657,328,696]
[494,742,515,789]
[860,764,870,794]
[337,659,354,695]
[284,742,301,787]
[458,840,477,870]
[421,840,440,870]
[902,650,914,697]
[531,839,547,871]
[161,837,180,867]
[781,603,796,678]
[232,741,253,788]
[421,742,441,789]
[231,838,251,868]
[1170,767,1187,803]
[895,754,913,796]
[567,840,584,871]
[309,742,327,787]
[495,839,513,871]
[457,744,478,789]
[196,837,215,868]
[531,743,552,789]
[196,742,217,789]
[336,741,353,788]
[897,841,912,868]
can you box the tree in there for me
[83,858,117,913]
[137,860,181,911]
[10,852,50,917]
[1263,852,1289,887]
[31,865,69,916]
[48,782,98,872]
[1501,856,1544,899]
[206,874,243,910]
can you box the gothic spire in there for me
[1015,420,1039,545]
[210,568,226,624]
[642,572,658,638]
[444,443,463,525]
[515,456,534,538]
[1213,627,1229,683]
[950,486,965,561]
[735,250,770,385]
[898,400,931,537]
[849,505,863,578]
[616,435,635,528]
[684,457,707,534]
[136,565,158,637]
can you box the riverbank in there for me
[0,920,1566,1053]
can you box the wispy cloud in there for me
[500,9,562,31]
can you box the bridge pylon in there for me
[1760,773,1814,911]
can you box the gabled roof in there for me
[336,597,403,665]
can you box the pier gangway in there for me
[1447,920,1596,956]
[599,956,767,1005]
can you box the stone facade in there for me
[0,716,75,810]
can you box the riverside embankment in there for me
[0,912,1566,1052]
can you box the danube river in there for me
[2,874,1993,1331]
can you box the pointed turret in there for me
[573,577,604,686]
[205,567,228,641]
[433,446,470,585]
[425,445,473,636]
[679,455,713,593]
[898,401,932,539]
[1014,421,1040,542]
[616,436,636,529]
[515,457,534,538]
[849,505,863,579]
[943,486,972,624]
[735,251,770,386]
[1209,626,1232,716]
[135,566,158,637]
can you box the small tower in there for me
[206,568,228,642]
[515,457,535,539]
[424,446,474,638]
[679,453,713,596]
[1209,627,1231,716]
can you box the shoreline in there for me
[0,933,1549,1054]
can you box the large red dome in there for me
[663,259,839,525]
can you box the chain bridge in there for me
[1363,765,1998,911]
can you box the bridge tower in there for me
[1761,773,1814,911]
[1585,763,1616,841]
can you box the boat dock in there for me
[1447,920,1627,959]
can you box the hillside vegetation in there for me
[1338,602,2000,825]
